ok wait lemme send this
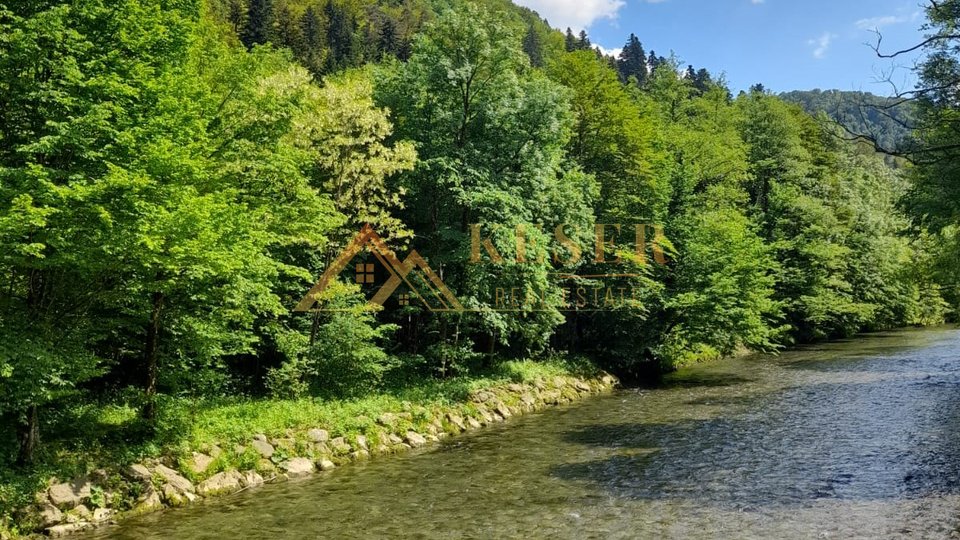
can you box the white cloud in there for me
[854,14,909,30]
[595,45,623,58]
[807,32,835,59]
[512,0,626,31]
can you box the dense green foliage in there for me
[0,0,954,523]
[780,89,916,154]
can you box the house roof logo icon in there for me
[295,225,464,313]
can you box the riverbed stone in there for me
[241,471,264,488]
[46,523,92,537]
[388,433,403,444]
[197,470,245,496]
[68,504,92,522]
[161,483,189,506]
[48,478,92,510]
[477,407,494,424]
[355,435,368,450]
[472,390,494,403]
[349,450,370,461]
[318,459,336,471]
[307,428,330,442]
[134,484,163,513]
[37,503,64,528]
[405,431,427,448]
[542,390,561,405]
[575,380,591,392]
[251,438,275,459]
[466,417,482,429]
[281,458,314,478]
[330,437,351,454]
[124,464,153,482]
[188,452,215,475]
[446,413,466,432]
[494,402,512,419]
[92,508,114,523]
[154,464,194,494]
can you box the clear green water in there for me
[87,327,960,539]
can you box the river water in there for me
[87,327,960,539]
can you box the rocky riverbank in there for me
[8,371,618,538]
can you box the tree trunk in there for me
[142,290,164,421]
[16,405,39,466]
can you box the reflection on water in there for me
[86,327,960,539]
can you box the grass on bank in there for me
[0,357,600,532]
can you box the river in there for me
[86,327,960,539]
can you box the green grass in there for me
[0,356,601,534]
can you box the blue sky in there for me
[513,0,928,94]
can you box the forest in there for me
[2,0,960,532]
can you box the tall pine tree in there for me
[522,25,544,67]
[241,0,273,48]
[617,33,647,85]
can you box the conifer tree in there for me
[617,33,647,85]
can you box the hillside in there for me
[780,89,916,153]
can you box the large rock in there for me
[124,464,153,482]
[197,470,245,496]
[405,431,427,448]
[330,437,351,454]
[307,428,329,443]
[446,413,466,432]
[466,417,482,429]
[188,452,215,475]
[67,504,92,523]
[134,484,163,514]
[281,458,314,478]
[36,504,64,528]
[241,471,264,488]
[251,439,275,459]
[472,390,494,403]
[162,483,189,506]
[48,478,92,510]
[355,435,368,451]
[494,403,512,419]
[154,465,194,494]
[317,459,336,471]
[92,508,114,523]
